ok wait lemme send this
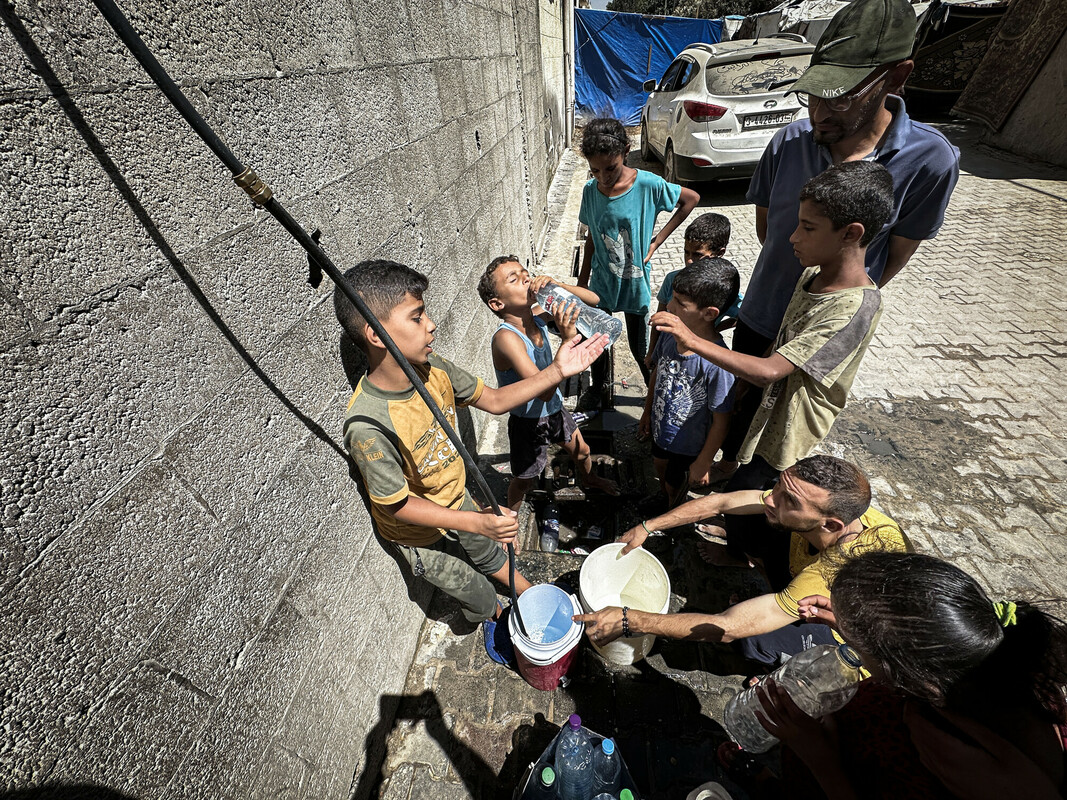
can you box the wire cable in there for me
[88,0,529,637]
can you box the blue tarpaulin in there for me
[575,9,723,126]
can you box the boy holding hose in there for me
[334,259,606,664]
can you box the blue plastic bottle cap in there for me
[569,714,581,730]
[602,738,615,755]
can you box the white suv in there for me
[640,35,815,184]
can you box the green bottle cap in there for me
[620,790,634,800]
[540,766,555,786]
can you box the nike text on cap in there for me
[789,0,917,99]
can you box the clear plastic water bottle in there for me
[527,765,557,798]
[724,643,864,753]
[554,714,593,800]
[539,500,560,553]
[534,283,624,347]
[592,737,621,795]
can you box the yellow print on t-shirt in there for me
[413,406,460,475]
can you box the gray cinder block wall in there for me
[0,0,567,796]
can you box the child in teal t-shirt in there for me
[576,117,698,403]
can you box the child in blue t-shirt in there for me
[576,117,699,406]
[646,212,740,370]
[640,258,740,509]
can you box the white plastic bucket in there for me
[579,543,671,664]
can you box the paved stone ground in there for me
[367,120,1067,799]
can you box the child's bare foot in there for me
[694,520,727,541]
[697,540,754,568]
[583,474,619,496]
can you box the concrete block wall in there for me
[0,0,565,796]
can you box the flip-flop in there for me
[697,540,754,568]
[482,602,517,669]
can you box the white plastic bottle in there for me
[591,737,621,795]
[554,714,593,800]
[724,643,864,753]
[534,283,623,347]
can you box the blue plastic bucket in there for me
[510,584,582,655]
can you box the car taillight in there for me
[683,100,727,122]
[692,158,713,167]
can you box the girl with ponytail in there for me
[751,551,1067,799]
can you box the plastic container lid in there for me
[601,738,615,755]
[540,766,555,786]
[568,714,581,730]
[620,790,634,800]
[837,643,863,668]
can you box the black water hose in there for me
[88,0,529,637]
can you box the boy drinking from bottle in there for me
[478,256,618,512]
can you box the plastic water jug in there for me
[554,714,593,800]
[724,643,863,753]
[534,283,623,347]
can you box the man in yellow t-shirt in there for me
[574,455,910,669]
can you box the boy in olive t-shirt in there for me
[648,161,895,565]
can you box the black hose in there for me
[88,0,528,637]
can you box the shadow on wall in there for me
[0,5,347,463]
[0,787,139,799]
[350,691,498,800]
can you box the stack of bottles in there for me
[540,714,634,800]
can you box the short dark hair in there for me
[789,455,871,524]
[684,213,731,252]
[580,117,630,159]
[333,259,428,351]
[799,161,894,246]
[832,552,1067,723]
[477,254,522,307]
[671,257,739,313]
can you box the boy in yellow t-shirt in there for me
[335,259,606,665]
[574,456,909,670]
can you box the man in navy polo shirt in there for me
[714,0,960,494]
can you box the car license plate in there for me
[742,111,795,130]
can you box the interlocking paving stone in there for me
[367,120,1067,798]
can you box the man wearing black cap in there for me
[716,0,960,486]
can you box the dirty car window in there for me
[705,55,811,95]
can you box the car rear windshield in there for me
[705,54,811,95]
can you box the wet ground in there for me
[370,119,1067,799]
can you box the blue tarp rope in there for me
[575,8,723,126]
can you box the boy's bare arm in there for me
[385,495,519,543]
[651,311,794,387]
[474,333,606,414]
[690,411,730,487]
[493,329,556,403]
[644,186,701,264]
[617,488,765,552]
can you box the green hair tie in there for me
[993,601,1017,628]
